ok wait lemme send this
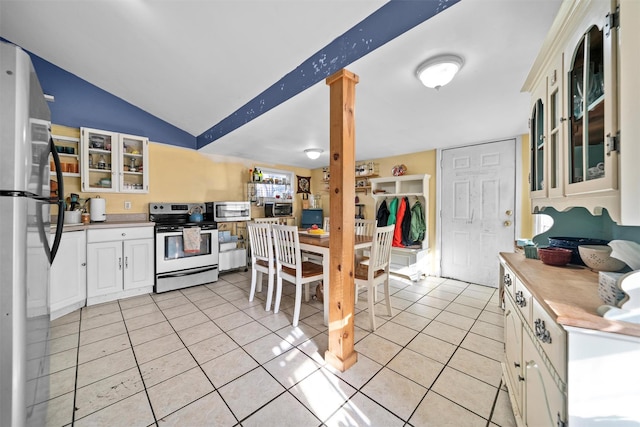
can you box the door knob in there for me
[503,220,512,227]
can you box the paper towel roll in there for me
[90,197,106,222]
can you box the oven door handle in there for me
[157,265,218,278]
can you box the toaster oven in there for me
[207,201,251,222]
[265,202,293,217]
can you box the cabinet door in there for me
[81,127,119,192]
[123,239,154,290]
[565,1,618,195]
[87,241,123,297]
[504,296,524,417]
[530,84,547,199]
[546,54,565,199]
[119,133,149,193]
[50,231,86,317]
[523,333,567,427]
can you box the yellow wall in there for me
[520,134,534,238]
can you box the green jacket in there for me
[387,197,399,225]
[410,200,426,242]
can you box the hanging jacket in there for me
[401,197,413,246]
[376,200,390,227]
[387,197,399,226]
[410,200,426,243]
[393,197,406,247]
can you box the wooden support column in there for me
[324,69,358,372]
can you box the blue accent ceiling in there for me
[196,0,460,149]
[29,52,196,149]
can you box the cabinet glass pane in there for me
[568,26,605,184]
[549,90,560,190]
[530,99,544,192]
[86,130,115,190]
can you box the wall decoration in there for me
[297,175,311,194]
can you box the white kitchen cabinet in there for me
[523,0,633,223]
[49,230,87,320]
[81,127,149,193]
[86,227,153,305]
[370,174,430,281]
[499,252,640,425]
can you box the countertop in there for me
[500,252,640,338]
[52,213,154,232]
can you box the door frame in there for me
[434,136,524,279]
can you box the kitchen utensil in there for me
[538,247,572,266]
[578,245,626,272]
[188,206,203,222]
[64,210,81,224]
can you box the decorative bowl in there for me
[578,245,626,272]
[548,237,610,265]
[538,247,573,266]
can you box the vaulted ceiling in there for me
[1,0,562,168]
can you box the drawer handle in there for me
[518,375,525,382]
[125,256,128,269]
[504,273,512,287]
[535,318,552,344]
[514,362,520,368]
[515,291,527,308]
[119,257,122,271]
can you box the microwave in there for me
[265,202,293,217]
[206,201,251,222]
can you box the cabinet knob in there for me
[81,262,86,267]
[504,274,512,287]
[503,220,512,227]
[515,291,527,307]
[534,318,552,343]
[514,362,520,368]
[122,233,126,237]
[518,375,525,382]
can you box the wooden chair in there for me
[247,222,276,311]
[354,224,395,331]
[354,218,376,236]
[271,224,324,326]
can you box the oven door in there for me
[156,228,218,274]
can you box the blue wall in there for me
[3,39,196,149]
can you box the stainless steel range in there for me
[150,202,219,293]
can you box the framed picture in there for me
[297,175,311,194]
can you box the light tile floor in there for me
[37,271,516,426]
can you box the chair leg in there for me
[273,275,283,314]
[293,281,303,327]
[304,283,310,302]
[384,277,393,317]
[368,283,376,331]
[249,268,258,302]
[256,271,263,293]
[264,271,274,312]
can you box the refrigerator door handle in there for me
[47,137,64,263]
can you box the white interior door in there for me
[440,139,516,287]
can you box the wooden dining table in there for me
[298,231,373,326]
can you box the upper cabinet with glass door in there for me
[81,127,149,193]
[522,0,622,221]
[565,12,618,196]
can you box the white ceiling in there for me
[1,0,562,169]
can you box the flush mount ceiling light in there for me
[304,149,323,160]
[416,54,464,90]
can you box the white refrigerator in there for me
[0,41,65,426]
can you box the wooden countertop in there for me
[500,252,640,338]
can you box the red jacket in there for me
[393,197,406,247]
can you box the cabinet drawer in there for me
[514,278,532,323]
[88,226,153,243]
[531,298,567,381]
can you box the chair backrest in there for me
[271,224,302,271]
[367,225,395,278]
[323,217,330,232]
[247,222,273,264]
[355,219,376,236]
[254,218,280,224]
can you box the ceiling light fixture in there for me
[416,54,464,90]
[304,149,323,160]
